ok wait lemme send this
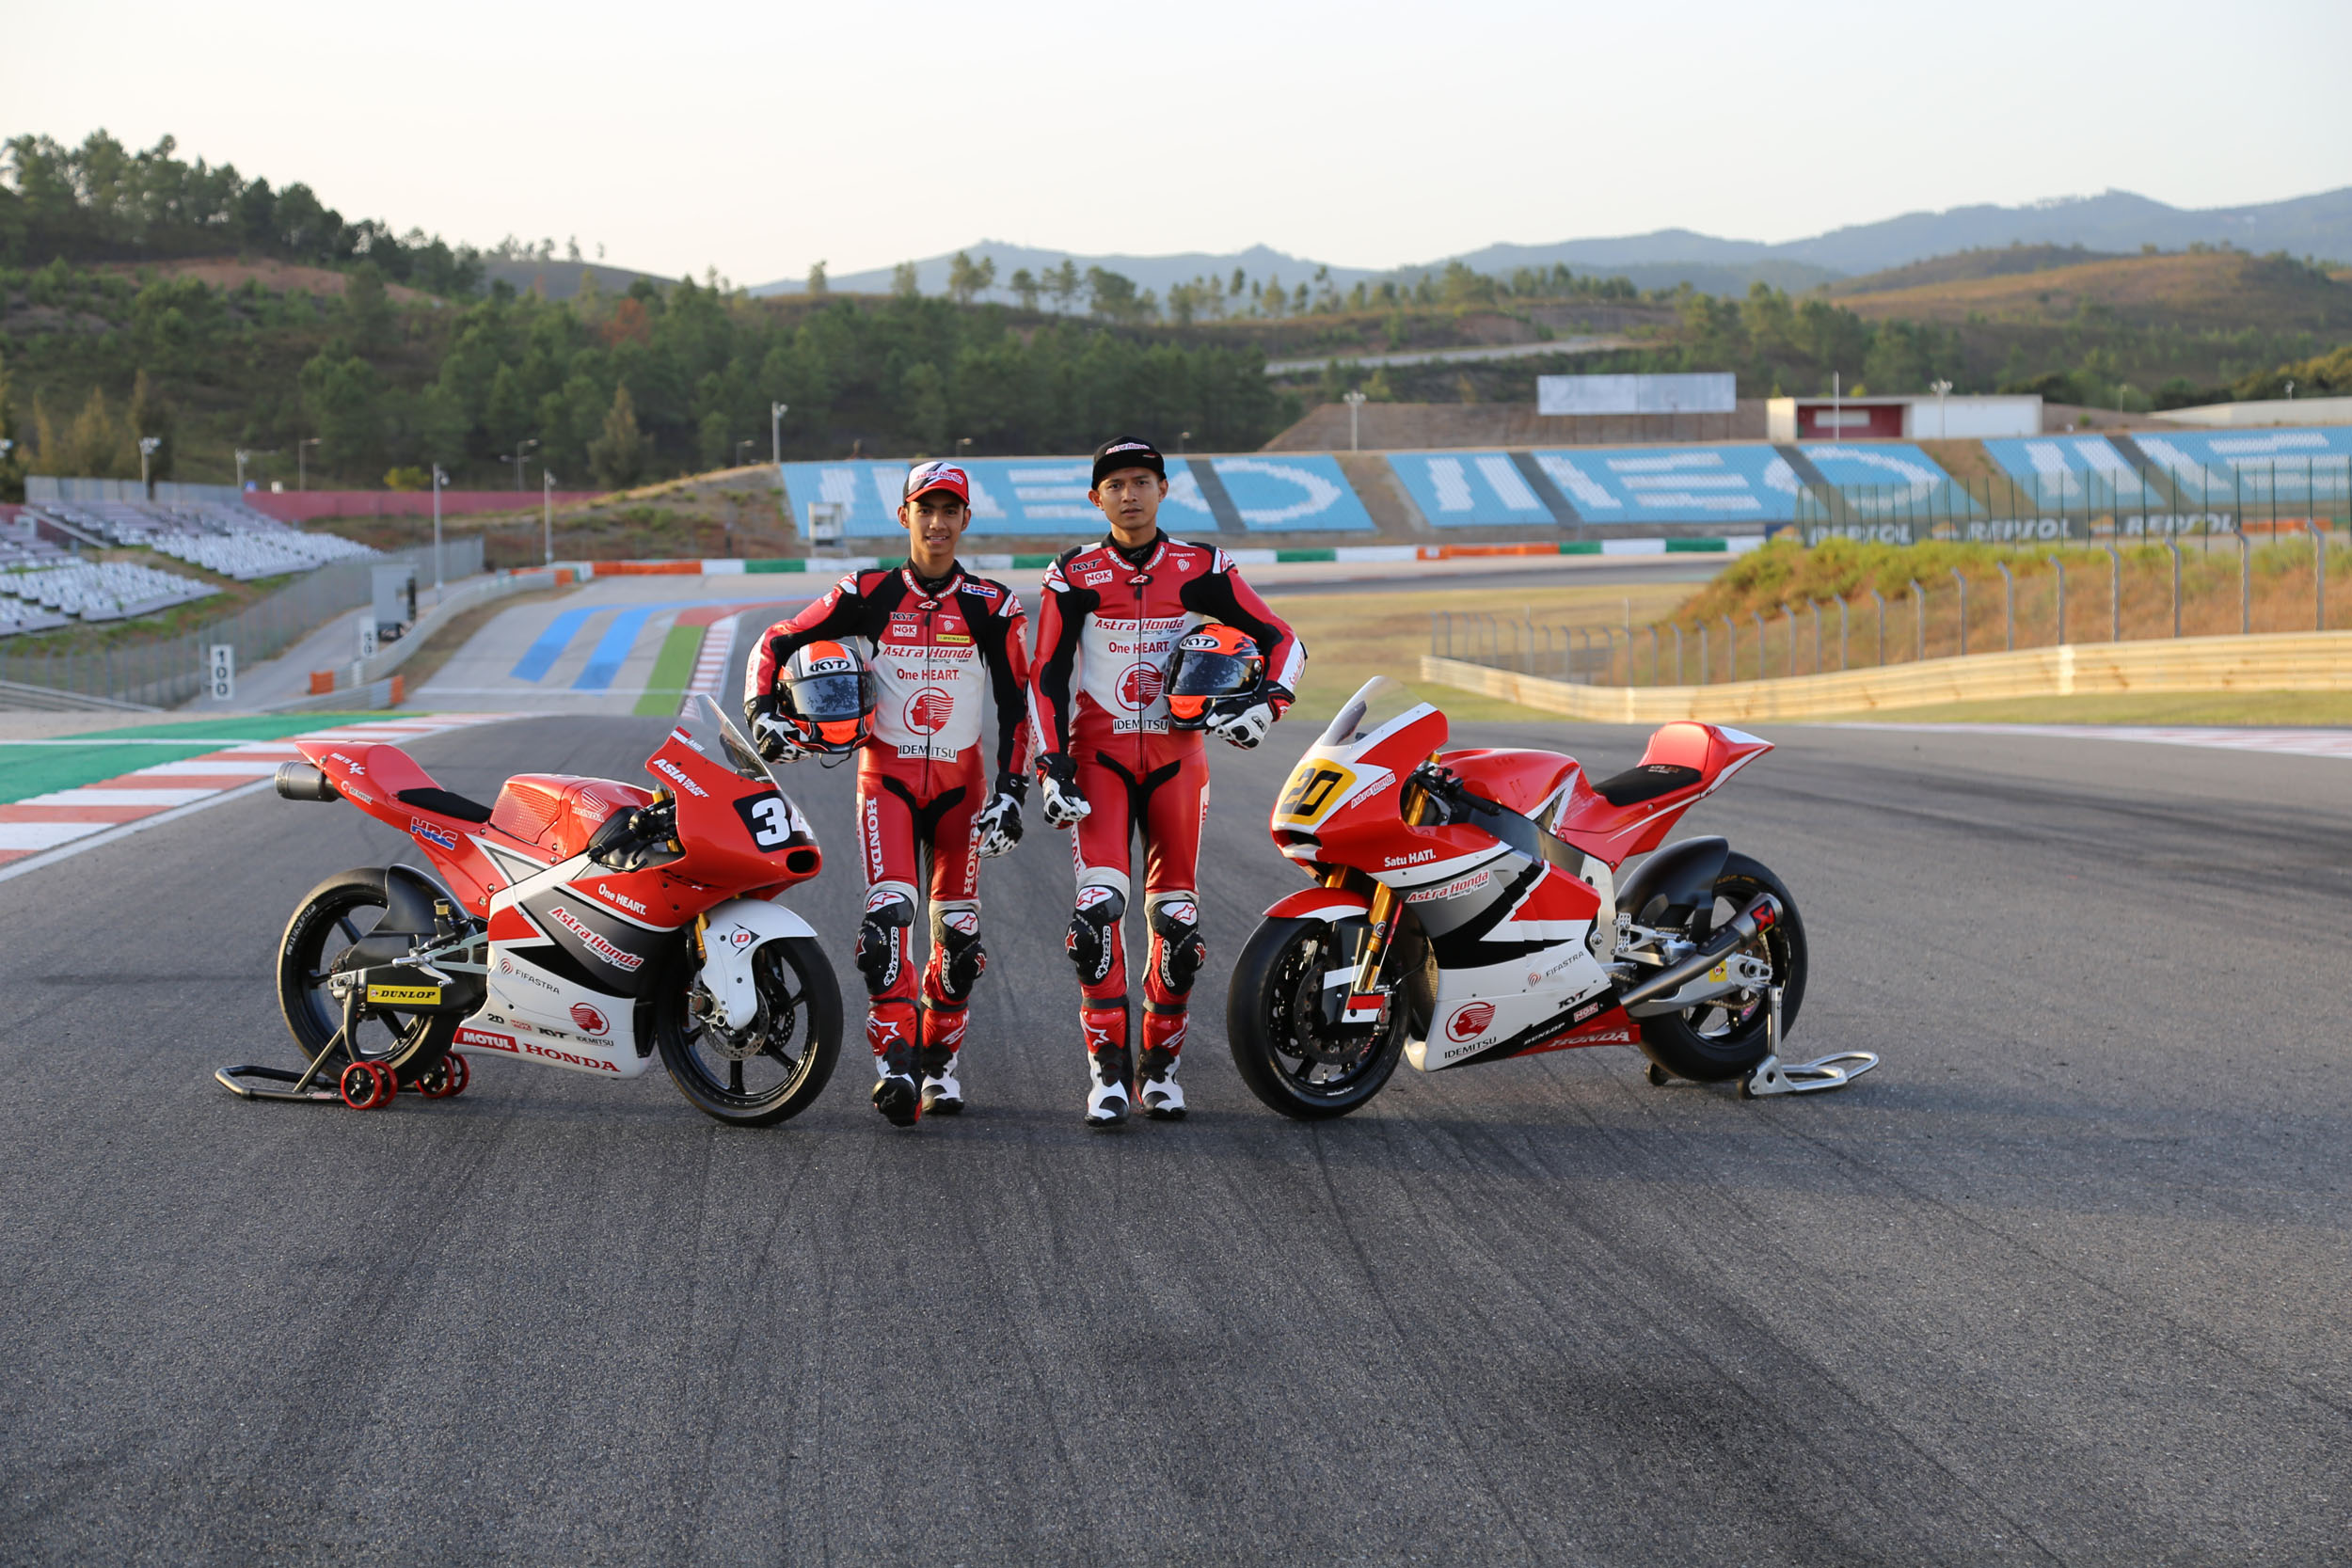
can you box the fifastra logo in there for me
[548,904,644,972]
[651,756,707,798]
[1445,1002,1497,1043]
[408,816,459,852]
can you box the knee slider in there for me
[1065,884,1126,987]
[931,903,986,1002]
[855,892,915,996]
[1148,894,1206,995]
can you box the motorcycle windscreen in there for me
[1318,676,1445,754]
[655,697,822,888]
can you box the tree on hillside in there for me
[341,261,394,353]
[892,261,920,299]
[588,383,646,488]
[1087,267,1154,325]
[947,250,996,305]
[64,387,135,479]
[126,369,173,485]
[0,352,24,500]
[807,260,828,295]
[1009,267,1040,311]
[1045,259,1081,314]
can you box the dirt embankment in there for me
[91,256,439,306]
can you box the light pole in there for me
[138,436,161,495]
[510,438,538,491]
[1343,388,1367,451]
[1179,430,1192,455]
[542,468,556,566]
[771,402,788,467]
[1930,378,1953,439]
[736,439,757,469]
[431,464,448,593]
[235,448,254,491]
[297,436,320,491]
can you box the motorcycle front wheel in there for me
[654,935,841,1127]
[277,869,457,1079]
[1634,851,1808,1083]
[1227,916,1428,1120]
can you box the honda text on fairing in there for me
[219,697,843,1124]
[1224,677,1874,1118]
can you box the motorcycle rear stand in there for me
[215,987,360,1103]
[1642,986,1881,1098]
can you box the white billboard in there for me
[1538,372,1737,417]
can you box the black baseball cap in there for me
[1090,436,1167,489]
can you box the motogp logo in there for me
[904,687,954,734]
[1445,1002,1497,1043]
[570,1002,610,1037]
[1118,663,1164,710]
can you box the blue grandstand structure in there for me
[779,454,1375,539]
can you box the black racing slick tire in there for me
[277,869,457,1078]
[1634,852,1808,1084]
[1227,916,1423,1120]
[655,935,841,1128]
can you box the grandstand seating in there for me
[1981,435,2155,503]
[1798,442,1979,516]
[2129,427,2352,501]
[30,499,377,580]
[779,454,1375,538]
[0,559,217,635]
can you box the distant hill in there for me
[1830,247,2352,335]
[753,243,1379,301]
[478,258,675,300]
[1827,245,2125,295]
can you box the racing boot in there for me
[919,1005,967,1117]
[1082,1003,1132,1130]
[868,1001,921,1128]
[1137,1007,1187,1121]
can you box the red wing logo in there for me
[1118,663,1164,710]
[1445,1002,1497,1043]
[904,687,955,734]
[569,1003,610,1037]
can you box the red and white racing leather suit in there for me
[1028,531,1304,1080]
[745,563,1031,1078]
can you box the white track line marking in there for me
[17,786,224,808]
[0,781,274,878]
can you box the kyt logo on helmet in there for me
[1163,623,1266,731]
[773,641,878,754]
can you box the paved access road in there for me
[2,715,2346,1565]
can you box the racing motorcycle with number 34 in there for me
[231,697,842,1124]
[1227,677,1820,1118]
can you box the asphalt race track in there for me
[3,711,2348,1564]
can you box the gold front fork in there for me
[1347,754,1438,998]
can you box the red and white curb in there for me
[0,714,512,882]
[1836,723,2352,760]
[688,615,739,705]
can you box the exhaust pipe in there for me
[1616,893,1780,1015]
[274,760,341,802]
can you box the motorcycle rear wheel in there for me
[277,869,457,1078]
[1227,916,1426,1120]
[655,936,841,1127]
[1634,852,1808,1083]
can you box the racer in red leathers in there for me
[1029,436,1306,1128]
[744,461,1031,1126]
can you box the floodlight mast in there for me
[542,468,556,566]
[431,465,448,592]
[1931,379,1953,438]
[771,402,788,467]
[1343,389,1367,451]
[297,436,320,491]
[138,436,161,491]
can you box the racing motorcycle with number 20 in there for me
[223,697,842,1125]
[1227,677,1854,1119]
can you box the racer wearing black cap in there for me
[1028,436,1306,1127]
[744,461,1032,1126]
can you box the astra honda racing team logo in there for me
[1445,1002,1497,1043]
[547,905,644,972]
[903,688,955,733]
[1118,663,1165,709]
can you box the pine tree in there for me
[587,383,646,489]
[127,369,172,485]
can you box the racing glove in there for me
[751,713,806,764]
[977,771,1026,858]
[1211,703,1275,750]
[1036,752,1091,827]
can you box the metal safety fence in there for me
[0,538,482,708]
[1794,457,2352,546]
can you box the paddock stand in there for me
[215,984,469,1110]
[1643,985,1881,1097]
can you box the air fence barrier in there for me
[0,537,484,708]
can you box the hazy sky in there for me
[8,0,2349,285]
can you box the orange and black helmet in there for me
[1164,623,1265,730]
[775,641,876,753]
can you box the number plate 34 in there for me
[1274,760,1359,827]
